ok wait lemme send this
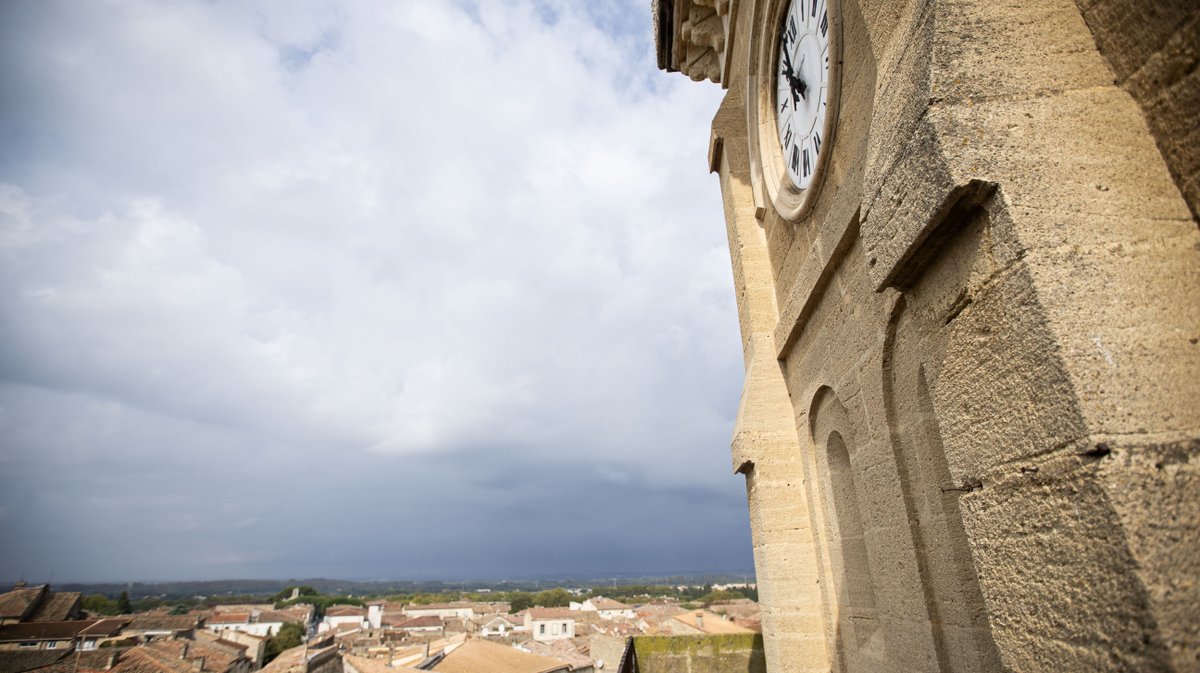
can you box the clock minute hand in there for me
[781,46,807,103]
[781,47,802,109]
[793,53,808,100]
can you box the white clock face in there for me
[776,0,830,190]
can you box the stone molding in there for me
[654,0,738,85]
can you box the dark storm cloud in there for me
[0,0,750,582]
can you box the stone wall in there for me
[1073,0,1200,221]
[627,635,765,673]
[657,0,1200,671]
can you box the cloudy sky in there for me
[0,0,749,583]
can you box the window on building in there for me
[18,642,38,649]
[539,624,545,635]
[562,622,569,633]
[45,642,58,650]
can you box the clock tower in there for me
[655,1,1200,672]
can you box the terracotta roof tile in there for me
[26,594,81,623]
[0,620,102,642]
[0,588,44,621]
[0,650,71,673]
[205,613,249,625]
[525,608,573,620]
[587,598,631,611]
[431,640,570,673]
[125,616,200,632]
[393,617,441,629]
[16,649,127,673]
[323,607,365,618]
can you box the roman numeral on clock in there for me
[802,147,811,178]
[783,126,794,150]
[790,145,800,175]
[785,16,797,44]
[813,131,821,156]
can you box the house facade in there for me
[523,609,575,643]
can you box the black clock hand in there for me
[781,47,803,109]
[793,53,808,100]
[781,46,807,104]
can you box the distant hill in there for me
[40,571,755,600]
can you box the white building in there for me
[478,614,522,637]
[402,603,475,620]
[524,608,575,642]
[318,606,367,633]
[574,597,635,620]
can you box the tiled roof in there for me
[635,603,686,617]
[480,614,521,626]
[252,611,301,625]
[130,639,242,673]
[206,613,249,625]
[430,640,569,673]
[394,617,441,629]
[0,648,219,673]
[0,620,103,642]
[125,615,200,632]
[0,650,71,673]
[80,619,131,636]
[670,610,755,635]
[517,639,592,669]
[275,606,312,617]
[343,655,424,673]
[526,608,573,621]
[587,597,631,611]
[324,607,365,618]
[0,588,44,621]
[256,645,307,673]
[26,594,81,623]
[11,649,126,673]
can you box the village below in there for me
[0,578,764,673]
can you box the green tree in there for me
[263,622,305,664]
[531,588,572,608]
[82,594,118,616]
[271,586,318,603]
[507,592,533,613]
[117,591,133,615]
[697,590,746,605]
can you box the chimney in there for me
[105,652,120,670]
[695,613,703,630]
[180,643,190,659]
[192,657,205,672]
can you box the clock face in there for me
[776,0,831,190]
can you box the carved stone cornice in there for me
[653,0,738,86]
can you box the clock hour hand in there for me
[781,46,807,104]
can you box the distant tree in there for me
[263,622,305,664]
[271,586,318,603]
[507,592,533,613]
[697,590,746,605]
[82,594,119,616]
[531,588,572,608]
[117,591,132,614]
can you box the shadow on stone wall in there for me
[621,634,765,673]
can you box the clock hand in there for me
[794,54,808,100]
[781,48,804,108]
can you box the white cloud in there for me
[0,0,745,580]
